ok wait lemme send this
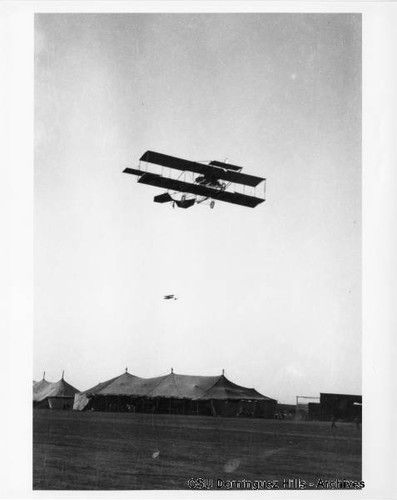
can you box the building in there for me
[276,403,296,419]
[320,393,362,421]
[308,402,321,421]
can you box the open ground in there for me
[33,410,361,490]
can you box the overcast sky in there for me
[34,13,361,403]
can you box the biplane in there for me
[164,294,177,300]
[123,151,266,209]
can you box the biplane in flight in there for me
[123,151,266,209]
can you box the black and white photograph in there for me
[1,2,396,497]
[32,12,363,491]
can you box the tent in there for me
[33,376,53,406]
[73,370,141,411]
[33,375,80,409]
[73,370,276,418]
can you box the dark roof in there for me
[320,393,362,402]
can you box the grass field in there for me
[33,410,362,490]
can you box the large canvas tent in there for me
[73,370,276,418]
[33,375,80,409]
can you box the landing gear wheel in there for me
[181,195,186,202]
[210,201,215,209]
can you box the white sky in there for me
[34,13,361,403]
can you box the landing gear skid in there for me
[170,194,214,209]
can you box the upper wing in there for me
[140,151,265,188]
[137,173,264,208]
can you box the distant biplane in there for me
[123,151,266,209]
[164,294,177,300]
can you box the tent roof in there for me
[86,373,165,397]
[202,376,272,400]
[33,378,53,401]
[44,378,80,398]
[84,371,142,394]
[33,377,80,402]
[149,374,220,399]
[84,372,275,401]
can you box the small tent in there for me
[33,376,53,406]
[33,375,80,409]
